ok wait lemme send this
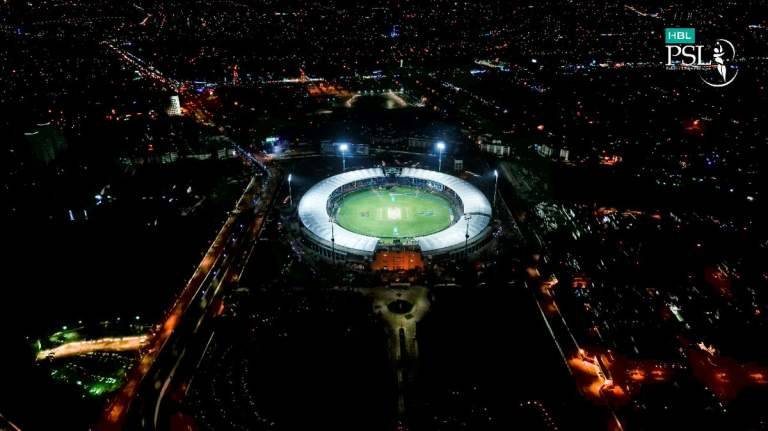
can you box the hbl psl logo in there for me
[665,28,738,87]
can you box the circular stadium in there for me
[298,167,493,261]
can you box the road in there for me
[94,41,283,430]
[95,154,281,430]
[35,336,149,361]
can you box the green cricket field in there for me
[334,186,455,238]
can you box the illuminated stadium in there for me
[298,167,493,262]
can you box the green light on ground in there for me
[44,357,130,398]
[88,383,114,397]
[48,328,82,345]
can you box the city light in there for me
[4,3,766,430]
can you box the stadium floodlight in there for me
[493,169,499,213]
[338,143,350,171]
[287,174,293,208]
[464,213,472,257]
[436,141,446,172]
[329,216,336,264]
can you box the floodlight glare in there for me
[436,141,446,171]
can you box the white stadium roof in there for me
[298,168,385,254]
[298,167,492,255]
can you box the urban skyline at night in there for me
[1,1,767,430]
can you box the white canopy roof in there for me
[298,168,385,253]
[298,168,492,255]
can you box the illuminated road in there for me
[102,41,181,90]
[0,413,22,431]
[343,90,410,109]
[96,42,280,430]
[528,272,626,431]
[96,153,281,430]
[362,286,430,417]
[103,42,217,124]
[35,336,149,361]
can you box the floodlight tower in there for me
[339,143,349,171]
[287,173,293,208]
[329,217,336,265]
[464,213,472,257]
[493,169,499,214]
[436,141,446,172]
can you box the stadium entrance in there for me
[371,249,425,271]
